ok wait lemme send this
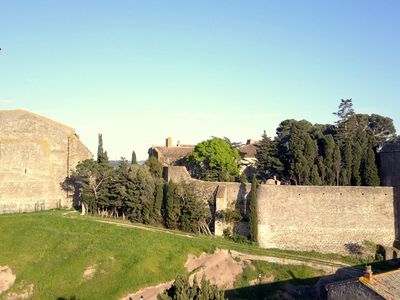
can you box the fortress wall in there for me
[257,185,396,253]
[0,110,92,213]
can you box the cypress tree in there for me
[153,179,164,221]
[341,140,353,185]
[248,175,258,243]
[131,150,137,165]
[97,134,109,164]
[362,147,380,186]
[166,181,177,229]
[310,164,323,185]
[351,142,362,186]
[333,143,342,186]
[255,131,283,182]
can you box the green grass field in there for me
[0,210,358,299]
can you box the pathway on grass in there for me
[82,216,352,269]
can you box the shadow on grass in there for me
[225,259,400,300]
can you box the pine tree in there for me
[248,175,258,243]
[333,98,355,124]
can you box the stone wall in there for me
[380,144,400,187]
[257,185,396,253]
[0,110,92,213]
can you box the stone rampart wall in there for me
[257,185,397,253]
[0,110,92,214]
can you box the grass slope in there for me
[0,210,358,299]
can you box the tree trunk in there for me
[81,202,87,215]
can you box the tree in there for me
[157,275,225,300]
[177,182,211,234]
[187,138,241,182]
[333,98,355,124]
[255,131,283,182]
[340,140,353,186]
[153,178,164,222]
[97,134,109,164]
[145,156,163,178]
[165,181,179,229]
[248,175,258,243]
[362,147,380,186]
[73,159,114,215]
[127,164,156,223]
[131,150,137,165]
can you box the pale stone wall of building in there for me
[0,110,92,213]
[257,185,396,253]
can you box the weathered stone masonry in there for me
[257,185,397,253]
[167,166,397,254]
[0,110,92,213]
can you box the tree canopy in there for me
[186,138,241,182]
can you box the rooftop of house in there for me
[360,269,400,299]
[326,267,400,299]
[239,139,260,159]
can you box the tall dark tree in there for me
[145,156,163,178]
[97,134,109,164]
[153,178,164,222]
[340,140,353,186]
[165,181,179,229]
[248,175,258,242]
[255,131,283,182]
[131,150,137,165]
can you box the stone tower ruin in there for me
[0,109,92,213]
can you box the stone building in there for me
[148,137,195,166]
[0,109,92,213]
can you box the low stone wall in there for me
[257,185,396,254]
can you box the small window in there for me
[24,168,27,174]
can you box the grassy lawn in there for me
[0,210,358,299]
[226,260,325,299]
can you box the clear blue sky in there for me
[1,1,399,159]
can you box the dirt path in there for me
[0,266,16,294]
[229,250,344,273]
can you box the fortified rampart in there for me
[0,109,92,213]
[166,166,398,254]
[257,185,397,253]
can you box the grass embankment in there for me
[0,210,358,299]
[227,261,325,299]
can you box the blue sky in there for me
[1,1,399,159]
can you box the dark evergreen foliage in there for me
[157,275,225,300]
[255,99,386,187]
[248,175,258,243]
